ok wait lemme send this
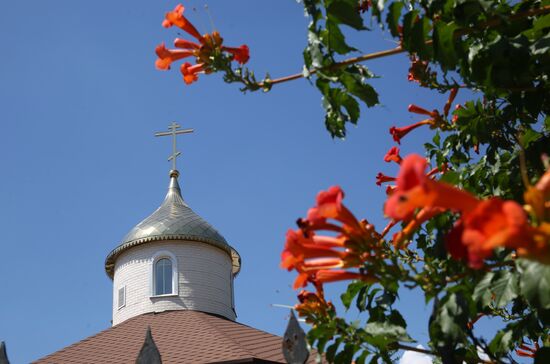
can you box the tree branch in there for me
[258,4,550,88]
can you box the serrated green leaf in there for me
[341,281,367,310]
[387,2,404,37]
[341,93,360,123]
[357,285,370,311]
[364,321,412,347]
[520,128,541,148]
[439,171,460,185]
[326,338,341,361]
[518,259,550,310]
[488,330,514,355]
[402,10,419,50]
[327,0,366,30]
[473,272,495,308]
[356,350,369,364]
[340,72,379,107]
[335,342,358,363]
[410,16,432,58]
[430,293,469,342]
[306,30,324,69]
[323,20,357,55]
[434,21,458,69]
[532,13,550,33]
[491,270,519,308]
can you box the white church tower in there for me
[104,123,241,325]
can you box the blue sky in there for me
[0,1,492,363]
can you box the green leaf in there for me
[364,321,412,347]
[429,293,469,342]
[327,0,366,30]
[356,350,369,364]
[518,259,550,310]
[340,72,379,107]
[305,30,324,69]
[326,339,341,362]
[532,13,550,33]
[341,93,360,123]
[323,20,357,55]
[488,330,514,355]
[433,21,458,69]
[357,285,371,311]
[473,272,494,308]
[402,10,419,50]
[410,16,432,58]
[335,342,358,363]
[490,270,518,308]
[388,310,407,329]
[520,128,542,148]
[387,2,404,37]
[341,281,367,310]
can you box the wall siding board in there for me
[112,240,235,325]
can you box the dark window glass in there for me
[155,258,172,295]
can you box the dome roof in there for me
[105,170,241,278]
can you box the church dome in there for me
[105,170,241,279]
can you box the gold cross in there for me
[154,122,194,171]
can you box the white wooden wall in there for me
[112,240,235,325]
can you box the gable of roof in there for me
[33,310,317,364]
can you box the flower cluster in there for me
[281,186,380,292]
[384,154,550,267]
[389,88,458,144]
[407,55,437,86]
[294,290,335,324]
[155,4,249,84]
[377,146,446,197]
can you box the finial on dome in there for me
[169,169,180,178]
[155,121,194,172]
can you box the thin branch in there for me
[261,46,405,87]
[258,5,550,88]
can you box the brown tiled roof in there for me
[34,310,318,364]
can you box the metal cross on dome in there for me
[154,121,194,171]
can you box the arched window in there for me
[154,258,173,295]
[151,251,178,297]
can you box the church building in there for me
[28,124,314,363]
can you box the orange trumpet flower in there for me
[222,45,250,64]
[452,198,535,268]
[314,270,376,285]
[306,186,363,234]
[174,38,201,50]
[384,154,478,220]
[162,4,203,42]
[384,146,403,164]
[389,119,433,144]
[295,290,333,321]
[408,104,438,117]
[180,62,205,84]
[376,172,396,186]
[155,43,195,70]
[443,87,459,117]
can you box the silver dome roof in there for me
[105,170,241,278]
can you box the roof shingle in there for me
[34,310,317,364]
